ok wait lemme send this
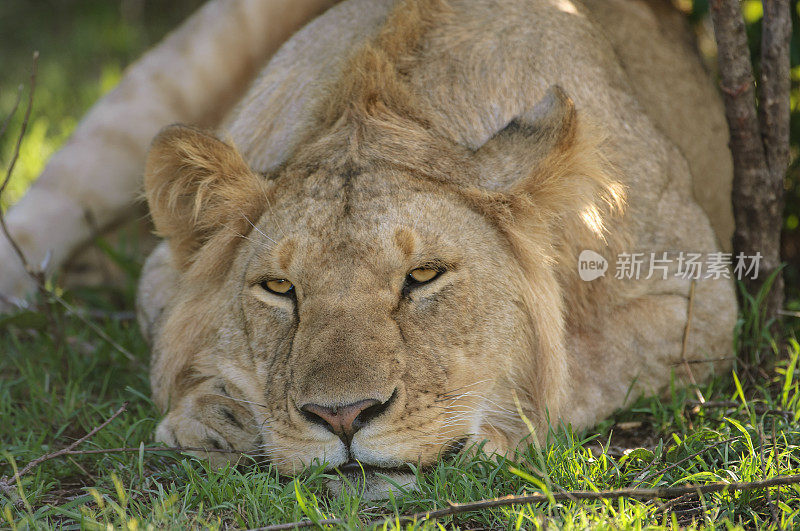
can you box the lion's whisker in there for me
[240,210,279,245]
[437,379,492,396]
[211,393,270,409]
[219,222,274,252]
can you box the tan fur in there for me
[133,0,737,498]
[144,126,270,271]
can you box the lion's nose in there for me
[300,397,388,442]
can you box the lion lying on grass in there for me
[1,0,736,497]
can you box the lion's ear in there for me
[473,86,577,192]
[471,86,622,225]
[144,125,267,270]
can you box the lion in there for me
[2,0,736,497]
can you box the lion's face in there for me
[215,171,531,488]
[144,86,608,495]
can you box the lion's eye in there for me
[261,279,294,295]
[407,267,442,284]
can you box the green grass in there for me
[1,272,800,529]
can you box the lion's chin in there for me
[324,466,417,500]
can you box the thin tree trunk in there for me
[758,0,792,321]
[709,0,791,340]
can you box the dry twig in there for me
[12,446,251,457]
[0,402,258,506]
[0,85,23,143]
[679,280,704,403]
[0,402,128,502]
[0,52,39,279]
[248,473,800,530]
[17,403,129,478]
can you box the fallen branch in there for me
[15,402,128,479]
[0,402,128,502]
[0,402,264,507]
[4,444,250,469]
[0,84,22,144]
[248,473,800,530]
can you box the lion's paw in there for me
[155,393,259,468]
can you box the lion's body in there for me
[3,0,736,496]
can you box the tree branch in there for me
[248,473,800,530]
[0,52,39,280]
[0,402,127,502]
[0,85,22,142]
[0,402,261,506]
[14,402,128,479]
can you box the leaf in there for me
[781,340,798,409]
[620,448,655,465]
[724,417,754,454]
[732,370,751,417]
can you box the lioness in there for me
[2,0,736,496]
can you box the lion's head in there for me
[141,1,623,496]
